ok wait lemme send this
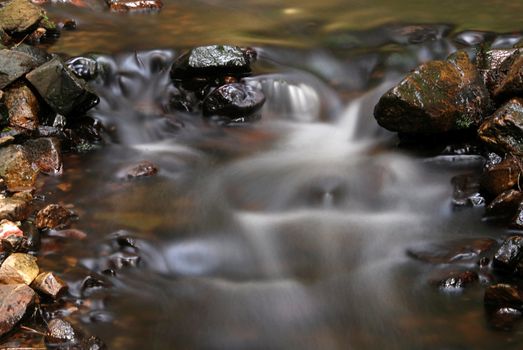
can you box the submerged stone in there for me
[202,83,265,123]
[0,252,39,285]
[0,283,35,336]
[117,160,158,179]
[478,98,523,155]
[480,155,522,197]
[451,174,484,207]
[0,49,40,89]
[488,307,523,330]
[374,51,491,133]
[485,283,523,310]
[26,57,99,116]
[0,144,39,191]
[4,81,40,131]
[407,238,496,264]
[0,0,44,34]
[171,45,256,80]
[431,270,479,291]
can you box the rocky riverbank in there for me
[375,45,523,330]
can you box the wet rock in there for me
[407,238,496,264]
[0,253,39,284]
[487,307,522,330]
[476,48,519,93]
[32,271,67,298]
[1,235,28,254]
[374,51,491,133]
[171,45,256,80]
[35,204,75,229]
[11,43,52,66]
[117,160,158,179]
[486,189,523,218]
[24,137,62,175]
[493,236,523,272]
[0,219,23,239]
[26,57,99,116]
[62,116,105,152]
[4,81,40,131]
[493,54,523,99]
[81,335,107,349]
[107,0,163,12]
[0,49,40,89]
[0,0,44,34]
[21,222,40,251]
[66,56,98,80]
[202,83,265,123]
[478,98,523,155]
[511,202,523,229]
[0,195,31,221]
[0,283,35,336]
[480,155,522,197]
[485,283,523,310]
[431,270,478,291]
[46,318,76,345]
[80,274,109,297]
[0,145,39,191]
[451,174,484,207]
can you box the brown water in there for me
[25,1,523,349]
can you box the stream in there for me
[28,1,523,349]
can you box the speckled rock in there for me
[0,283,35,336]
[374,51,491,133]
[4,81,40,131]
[0,145,39,191]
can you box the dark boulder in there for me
[171,45,257,80]
[26,57,99,116]
[480,155,522,197]
[478,98,523,155]
[407,238,496,264]
[476,48,519,95]
[492,235,523,272]
[493,54,523,99]
[486,189,523,218]
[66,56,98,80]
[202,83,265,123]
[485,283,523,310]
[11,44,52,66]
[0,49,40,89]
[374,51,491,133]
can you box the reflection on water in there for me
[34,4,523,349]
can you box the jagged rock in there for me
[374,51,491,133]
[4,81,40,131]
[493,54,523,99]
[0,145,39,191]
[0,253,39,284]
[26,57,99,116]
[202,83,265,123]
[0,0,44,34]
[486,189,523,218]
[0,49,40,89]
[0,283,35,336]
[24,137,62,175]
[0,195,32,221]
[32,271,67,298]
[480,155,522,197]
[35,204,75,229]
[478,98,523,155]
[476,48,520,94]
[492,235,523,272]
[171,45,257,80]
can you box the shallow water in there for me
[28,1,523,349]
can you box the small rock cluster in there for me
[375,47,523,330]
[169,45,266,125]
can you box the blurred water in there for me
[32,5,523,350]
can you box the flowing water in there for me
[26,1,523,349]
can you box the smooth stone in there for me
[0,252,39,285]
[0,283,35,336]
[0,49,39,89]
[0,0,44,34]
